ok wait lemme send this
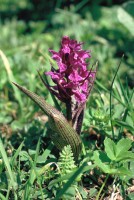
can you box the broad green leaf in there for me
[99,151,111,163]
[104,138,116,161]
[118,7,134,36]
[116,138,132,158]
[93,151,119,174]
[114,166,133,176]
[93,151,110,173]
[116,151,134,162]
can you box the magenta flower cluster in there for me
[46,36,95,103]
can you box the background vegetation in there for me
[0,0,134,199]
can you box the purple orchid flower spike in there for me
[45,36,97,134]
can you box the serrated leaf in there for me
[93,151,110,173]
[116,151,134,162]
[116,138,132,158]
[114,166,133,176]
[104,138,116,161]
[93,151,119,174]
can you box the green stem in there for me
[96,174,109,200]
[75,188,83,200]
[109,55,124,140]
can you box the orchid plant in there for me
[13,36,97,160]
[45,36,97,133]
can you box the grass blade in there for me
[0,139,17,190]
[109,55,124,140]
[54,163,94,200]
[0,193,6,200]
[0,50,23,113]
[11,141,24,167]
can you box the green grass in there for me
[0,1,134,199]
